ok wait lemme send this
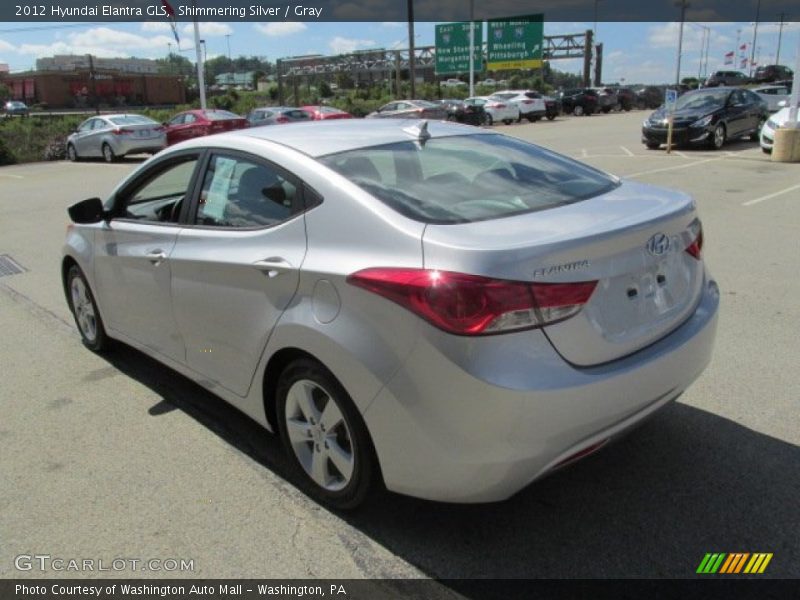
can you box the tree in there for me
[0,83,10,102]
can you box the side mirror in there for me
[68,197,105,224]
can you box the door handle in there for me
[146,250,167,265]
[253,257,293,278]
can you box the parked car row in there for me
[66,105,355,162]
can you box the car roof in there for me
[178,119,493,158]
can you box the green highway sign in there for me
[487,14,544,70]
[435,22,483,75]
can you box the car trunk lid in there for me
[421,180,704,365]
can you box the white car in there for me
[759,104,796,153]
[753,85,791,112]
[464,95,520,125]
[491,90,548,122]
[442,78,467,88]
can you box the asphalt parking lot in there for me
[1,110,798,586]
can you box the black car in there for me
[615,88,637,111]
[704,70,750,87]
[439,99,485,126]
[559,88,598,116]
[642,87,768,150]
[754,64,793,83]
[636,86,664,110]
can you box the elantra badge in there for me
[646,233,671,256]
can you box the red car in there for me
[301,105,354,121]
[164,109,248,145]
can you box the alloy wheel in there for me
[284,379,355,492]
[70,277,97,343]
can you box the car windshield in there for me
[319,134,618,224]
[109,115,157,125]
[204,110,241,120]
[413,100,439,108]
[674,90,728,111]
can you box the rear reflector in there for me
[347,268,597,336]
[553,439,609,468]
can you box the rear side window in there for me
[319,134,618,224]
[195,155,297,228]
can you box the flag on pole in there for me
[740,56,748,69]
[724,51,734,65]
[739,43,747,51]
[161,0,180,46]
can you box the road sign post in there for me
[487,15,544,71]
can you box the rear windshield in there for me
[319,134,618,224]
[205,110,241,120]
[109,115,157,125]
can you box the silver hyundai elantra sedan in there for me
[62,119,719,508]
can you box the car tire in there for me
[276,358,377,510]
[751,118,766,142]
[503,119,513,125]
[573,105,584,116]
[66,144,78,162]
[762,147,772,154]
[66,264,110,352]
[645,141,661,150]
[602,107,611,113]
[546,113,556,121]
[709,124,726,150]
[484,114,493,126]
[102,143,117,163]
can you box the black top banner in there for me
[3,0,799,23]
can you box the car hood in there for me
[768,107,793,127]
[648,106,722,124]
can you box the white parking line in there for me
[742,183,800,207]
[620,146,634,157]
[625,157,719,178]
[581,148,588,157]
[0,173,24,179]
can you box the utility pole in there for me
[407,0,416,99]
[226,34,232,63]
[675,0,689,85]
[192,0,206,110]
[776,13,786,65]
[749,0,761,76]
[87,54,98,115]
[468,0,475,97]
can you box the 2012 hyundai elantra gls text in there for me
[63,119,719,508]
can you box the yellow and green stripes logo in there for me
[696,553,773,574]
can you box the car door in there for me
[72,118,100,156]
[725,89,749,136]
[165,113,186,145]
[169,151,309,397]
[92,152,203,362]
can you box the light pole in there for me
[593,0,604,40]
[749,0,761,76]
[675,0,689,85]
[688,22,710,81]
[776,13,786,65]
[407,0,416,99]
[225,34,231,63]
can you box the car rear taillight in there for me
[521,99,534,104]
[154,126,166,132]
[112,128,134,135]
[488,102,506,108]
[686,228,703,260]
[347,268,597,336]
[276,116,289,123]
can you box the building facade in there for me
[36,55,159,75]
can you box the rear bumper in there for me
[363,276,719,503]
[111,136,167,156]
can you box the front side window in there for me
[195,155,297,228]
[320,134,618,224]
[119,157,199,223]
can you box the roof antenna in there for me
[403,119,431,145]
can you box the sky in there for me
[0,20,798,84]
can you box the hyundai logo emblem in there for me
[646,233,671,256]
